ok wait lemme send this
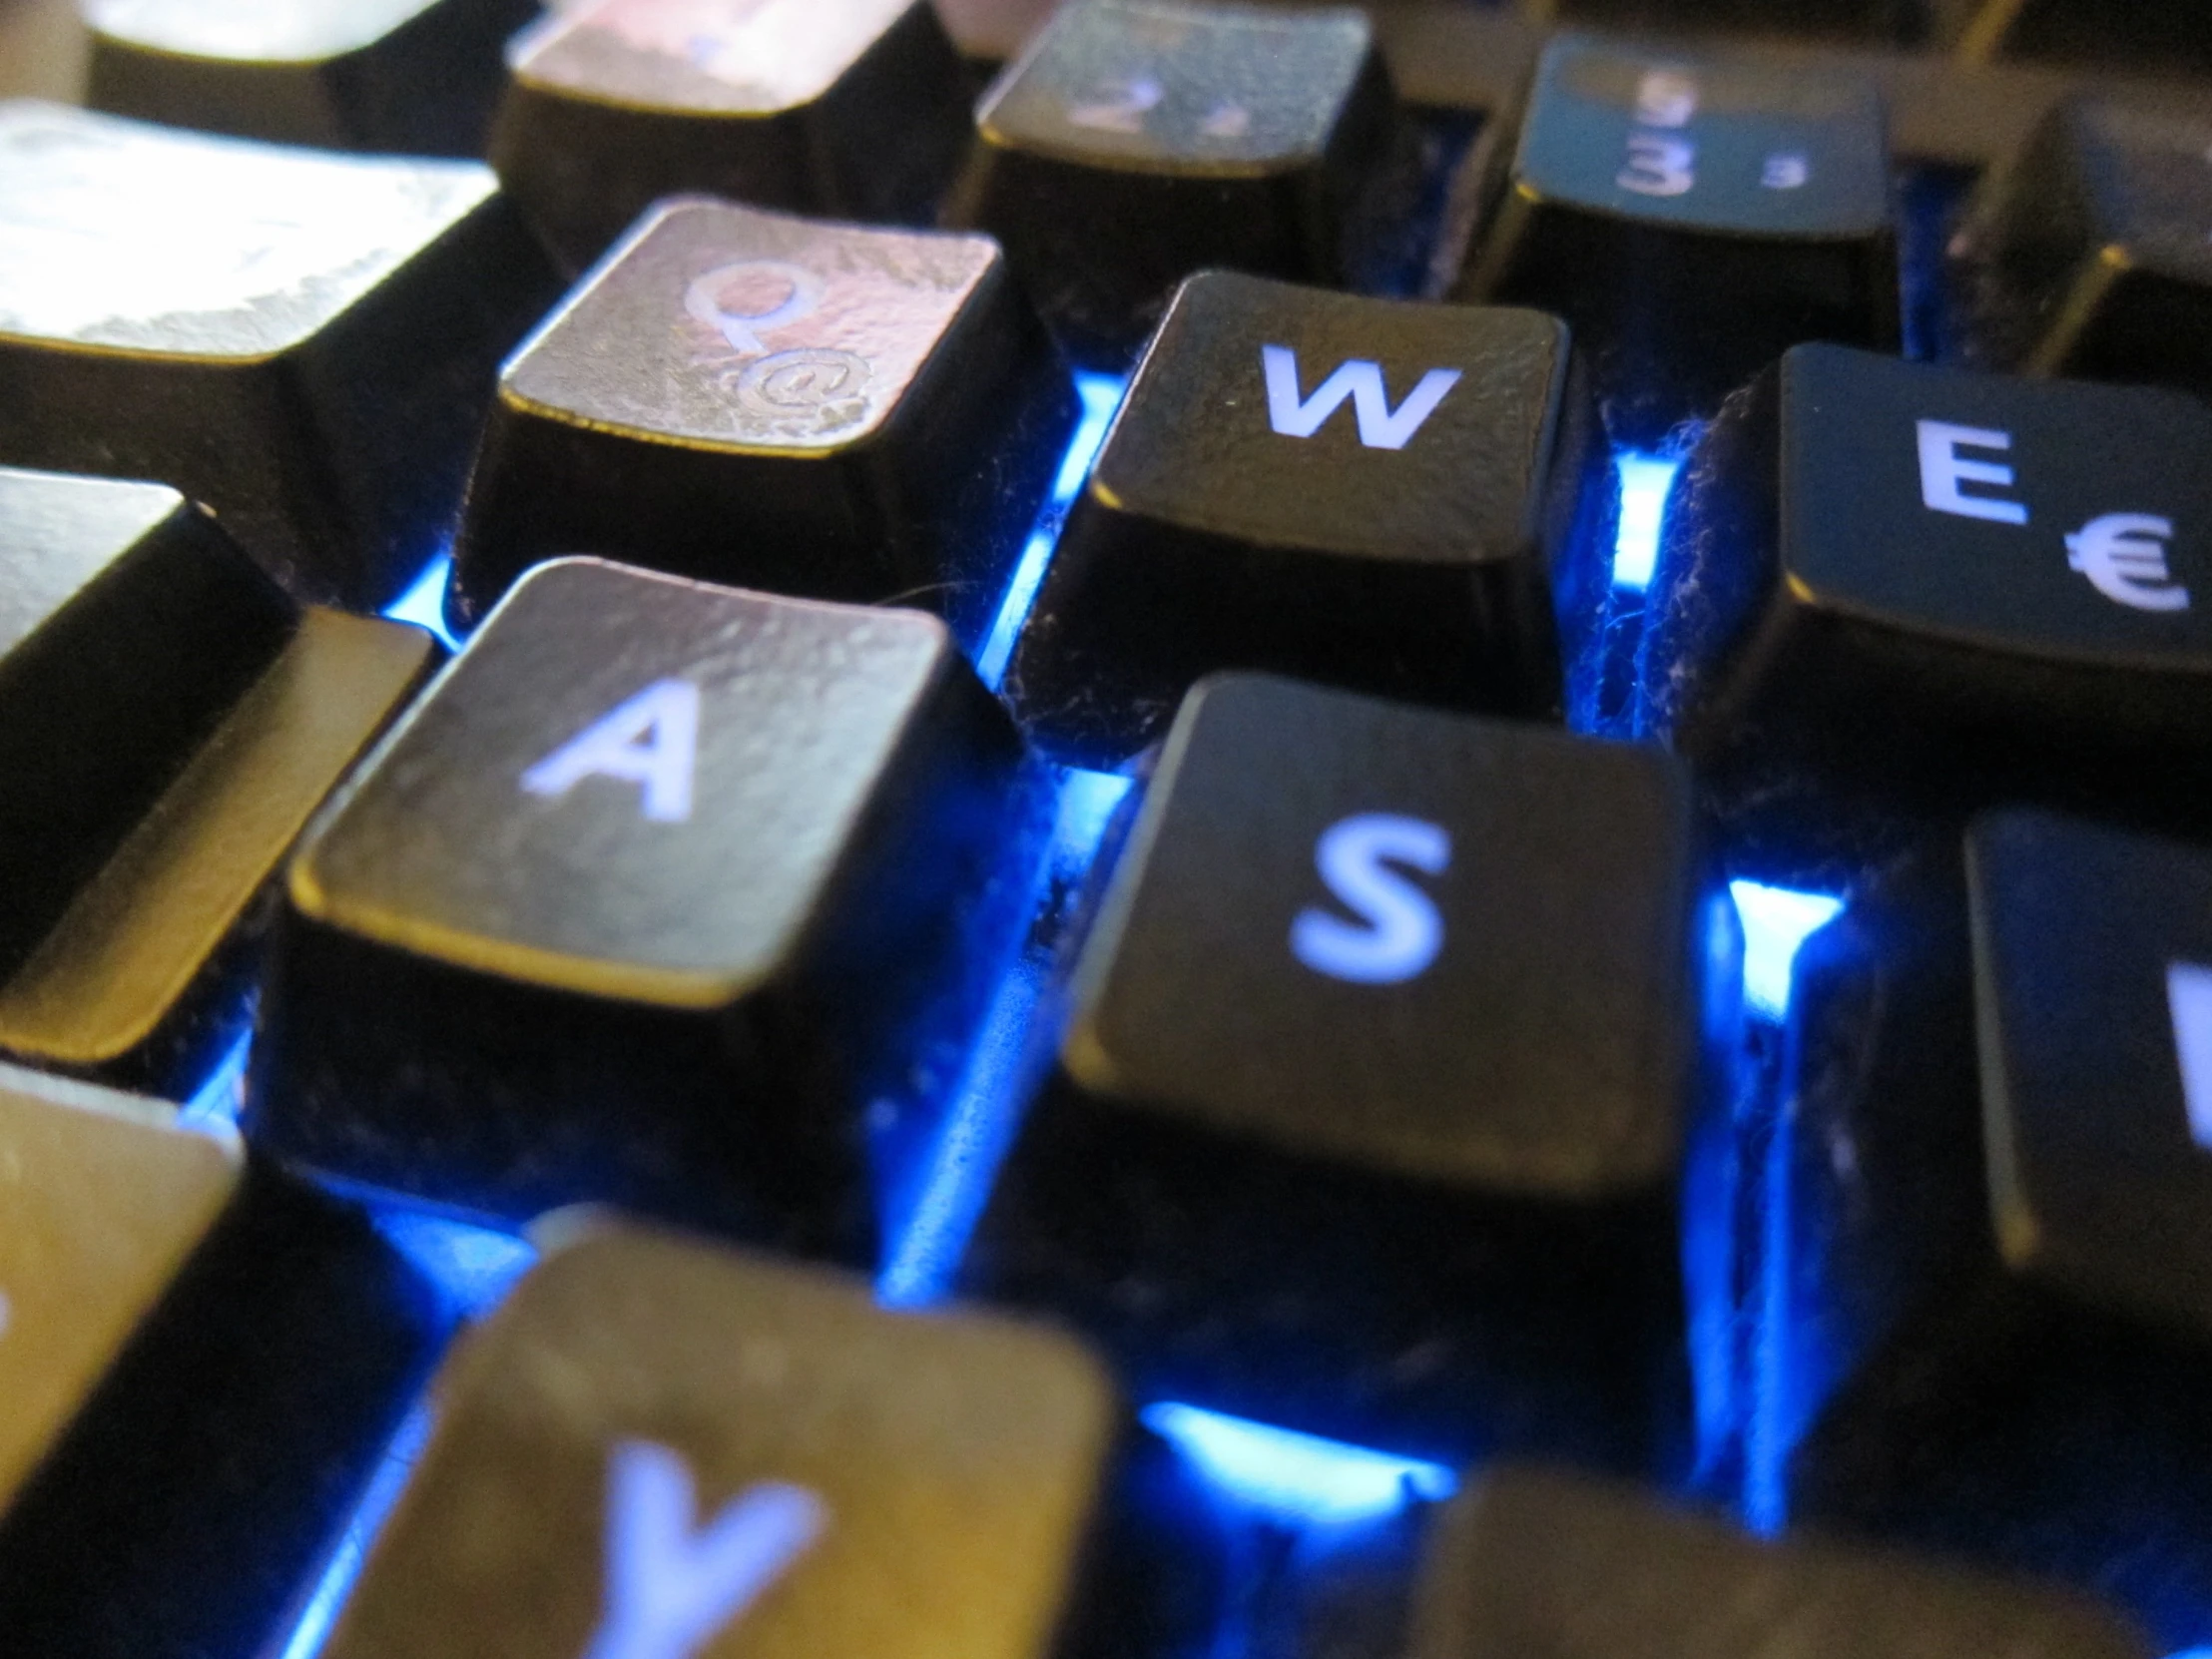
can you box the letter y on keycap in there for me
[583,1440,828,1659]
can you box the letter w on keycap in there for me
[1261,344,1461,450]
[583,1440,829,1659]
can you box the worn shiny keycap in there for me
[0,102,558,605]
[1454,37,1897,443]
[946,0,1397,368]
[85,0,538,154]
[1957,98,2212,395]
[491,0,970,273]
[968,673,1712,1464]
[450,197,1073,641]
[1411,1466,2155,1659]
[1006,272,1610,766]
[321,1221,1119,1659]
[252,558,1028,1253]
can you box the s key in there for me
[85,0,537,155]
[250,559,1029,1258]
[1005,272,1611,767]
[0,102,558,606]
[1453,38,1898,444]
[492,0,970,273]
[945,0,1398,368]
[967,673,1713,1465]
[319,1220,1119,1659]
[1644,344,2212,833]
[449,197,1074,642]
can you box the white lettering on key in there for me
[1261,346,1460,451]
[581,1441,829,1659]
[2167,961,2212,1151]
[522,679,701,824]
[1066,76,1163,133]
[1617,132,1696,198]
[1291,814,1450,985]
[2065,513,2189,612]
[1761,152,1810,190]
[685,261,822,355]
[1633,70,1699,128]
[1916,420,2029,525]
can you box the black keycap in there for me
[1005,273,1612,768]
[0,1063,447,1659]
[1947,0,2212,75]
[320,1220,1119,1659]
[0,465,292,981]
[1452,37,1898,444]
[1411,1465,2155,1659]
[490,0,970,273]
[0,102,558,606]
[1956,97,2212,395]
[1519,0,1928,43]
[1774,814,2212,1621]
[84,0,537,155]
[449,196,1074,643]
[1644,343,2212,838]
[945,0,1398,368]
[251,558,1029,1256]
[966,673,1715,1465]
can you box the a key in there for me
[1774,812,2212,1623]
[1518,0,1928,42]
[945,0,1399,369]
[966,672,1715,1465]
[84,0,538,155]
[1004,272,1612,768]
[449,196,1074,643]
[1955,97,2212,395]
[0,102,560,607]
[1644,344,2212,839]
[0,604,437,1093]
[1452,38,1898,444]
[491,0,971,273]
[0,465,293,980]
[319,1219,1118,1659]
[251,558,1029,1254]
[1410,1465,2155,1659]
[0,1063,448,1658]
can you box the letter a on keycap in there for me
[583,1440,828,1659]
[521,680,700,824]
[1262,345,1460,451]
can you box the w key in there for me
[449,197,1073,643]
[1006,273,1608,766]
[251,558,1028,1257]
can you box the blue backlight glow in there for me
[370,1209,537,1322]
[1611,452,1681,592]
[180,1024,254,1127]
[381,552,461,651]
[274,1399,436,1659]
[1143,1402,1457,1526]
[975,372,1127,689]
[1729,880,1845,1022]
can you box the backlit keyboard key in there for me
[492,0,970,273]
[1411,1465,2154,1659]
[1956,98,2212,394]
[449,196,1074,640]
[0,1063,446,1659]
[0,102,558,607]
[0,465,291,980]
[1646,344,2212,829]
[1453,38,1897,443]
[968,673,1710,1463]
[252,558,1028,1252]
[946,0,1397,368]
[1006,272,1609,766]
[85,0,537,154]
[320,1221,1119,1659]
[0,606,436,1093]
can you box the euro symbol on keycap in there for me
[2065,512,2189,613]
[684,261,823,355]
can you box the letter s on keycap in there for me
[1291,813,1450,984]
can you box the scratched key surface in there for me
[319,1221,1119,1659]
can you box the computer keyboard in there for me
[2,1,2211,1657]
